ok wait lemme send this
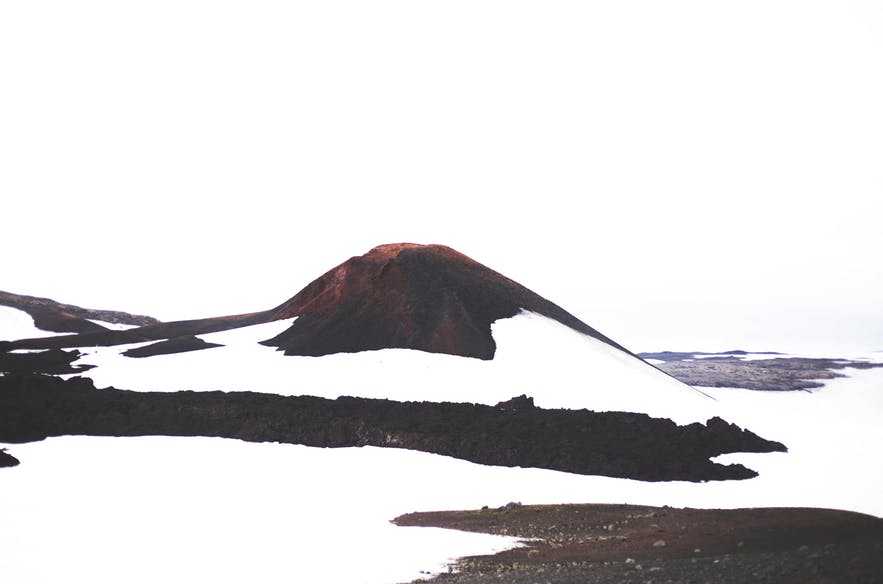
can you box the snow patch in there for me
[85,319,140,331]
[0,306,61,341]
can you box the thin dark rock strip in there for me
[121,336,222,358]
[0,375,784,482]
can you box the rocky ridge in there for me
[0,374,784,480]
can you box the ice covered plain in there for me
[1,307,882,583]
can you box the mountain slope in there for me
[264,243,632,359]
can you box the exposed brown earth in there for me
[394,503,883,583]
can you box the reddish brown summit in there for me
[263,243,630,360]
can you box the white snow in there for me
[85,318,140,331]
[0,305,63,341]
[0,438,523,584]
[700,367,883,514]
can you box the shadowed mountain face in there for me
[264,243,630,360]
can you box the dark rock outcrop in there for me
[0,449,19,468]
[0,374,785,481]
[0,348,95,375]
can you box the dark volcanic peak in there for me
[2,243,634,365]
[263,243,630,360]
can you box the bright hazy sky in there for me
[2,1,881,353]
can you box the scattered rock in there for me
[638,350,883,391]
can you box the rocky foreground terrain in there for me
[395,503,883,583]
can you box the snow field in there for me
[2,307,882,582]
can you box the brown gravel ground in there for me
[394,503,883,583]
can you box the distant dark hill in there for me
[0,289,159,334]
[264,243,630,360]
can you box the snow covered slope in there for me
[72,310,716,425]
[0,306,61,341]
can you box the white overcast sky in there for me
[2,1,881,353]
